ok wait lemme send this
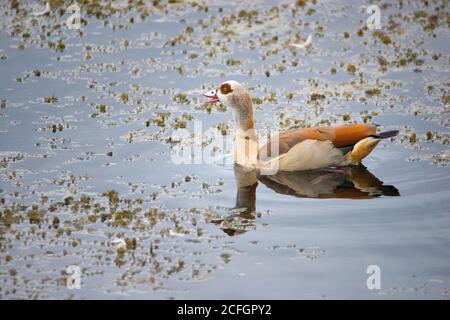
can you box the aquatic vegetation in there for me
[172,93,190,104]
[120,92,129,104]
[216,122,229,135]
[346,64,357,75]
[44,95,59,104]
[365,88,381,96]
[96,104,108,113]
[226,58,241,66]
[372,31,392,45]
[0,0,448,300]
[310,93,326,101]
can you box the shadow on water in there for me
[220,164,400,236]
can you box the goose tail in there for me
[373,130,399,139]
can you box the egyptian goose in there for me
[204,80,398,172]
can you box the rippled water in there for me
[0,0,449,299]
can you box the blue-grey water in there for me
[0,0,449,299]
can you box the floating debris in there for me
[32,1,50,17]
[290,34,313,49]
[111,238,126,251]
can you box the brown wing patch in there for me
[258,124,377,161]
[332,124,377,147]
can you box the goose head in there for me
[204,80,254,130]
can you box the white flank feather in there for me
[290,34,313,49]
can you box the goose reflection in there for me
[220,165,258,236]
[256,165,400,199]
[220,164,399,236]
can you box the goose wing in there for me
[258,124,377,161]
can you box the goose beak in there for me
[203,89,219,103]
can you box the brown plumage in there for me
[259,124,377,160]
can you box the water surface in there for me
[0,0,449,299]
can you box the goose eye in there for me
[220,83,232,95]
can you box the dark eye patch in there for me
[220,83,232,95]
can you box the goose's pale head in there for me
[204,80,254,130]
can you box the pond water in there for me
[0,0,449,299]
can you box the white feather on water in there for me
[290,34,313,49]
[32,2,51,17]
[111,238,127,250]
